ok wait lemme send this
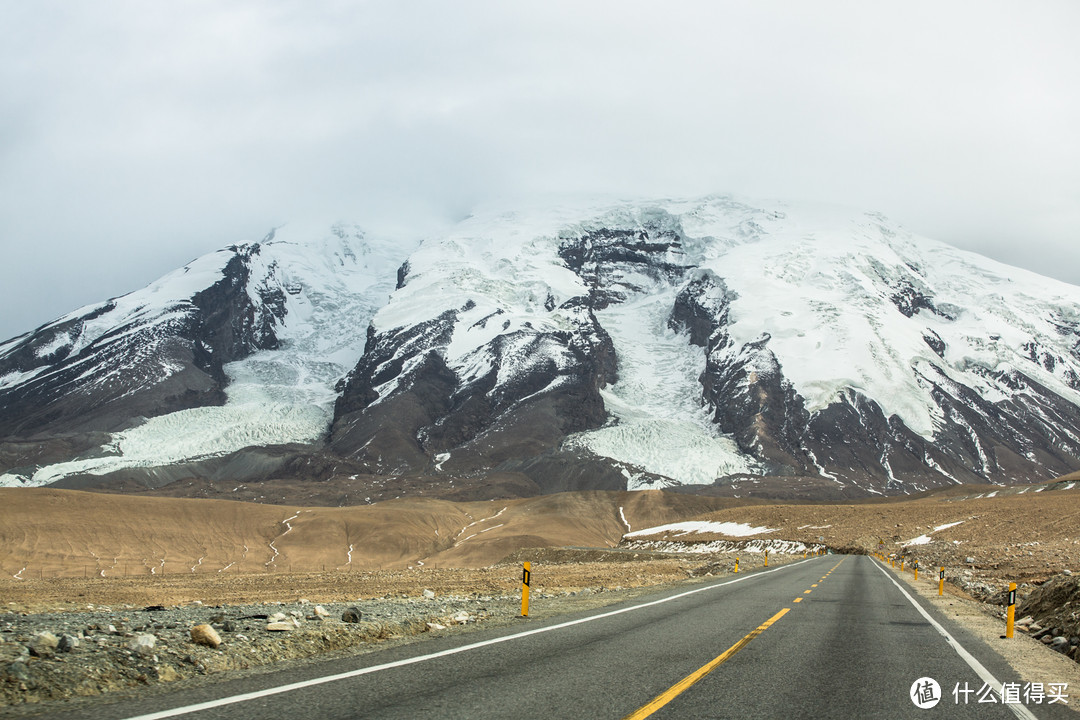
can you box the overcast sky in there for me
[2,1,1079,341]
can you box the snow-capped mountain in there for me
[0,223,414,488]
[4,196,1080,498]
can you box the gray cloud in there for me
[2,1,1079,340]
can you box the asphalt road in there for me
[43,555,1076,719]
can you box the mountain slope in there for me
[5,196,1080,498]
[0,223,415,487]
[330,196,1080,495]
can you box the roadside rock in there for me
[190,624,222,648]
[341,607,363,623]
[127,634,156,656]
[28,632,59,658]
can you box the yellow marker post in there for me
[1006,582,1016,638]
[914,562,918,581]
[939,566,945,596]
[734,557,739,573]
[521,562,531,617]
[901,559,905,572]
[764,550,769,567]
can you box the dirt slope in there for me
[0,488,733,578]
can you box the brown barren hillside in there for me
[623,482,1080,584]
[0,488,735,578]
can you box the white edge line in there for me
[870,560,1038,720]
[122,558,815,720]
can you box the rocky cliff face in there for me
[0,243,283,439]
[5,197,1080,499]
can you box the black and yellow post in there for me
[1006,582,1016,638]
[734,557,739,573]
[764,550,768,567]
[939,566,945,596]
[914,561,919,581]
[521,562,531,617]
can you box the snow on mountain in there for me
[330,195,1080,494]
[5,195,1080,497]
[0,223,417,487]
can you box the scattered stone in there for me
[128,634,157,656]
[427,622,446,631]
[268,612,287,623]
[313,606,330,618]
[451,612,471,624]
[190,624,221,648]
[1050,636,1069,649]
[144,605,167,612]
[965,557,976,564]
[341,607,363,623]
[57,634,80,653]
[157,665,181,682]
[28,632,59,658]
[265,622,294,632]
[1041,635,1054,645]
[422,589,436,599]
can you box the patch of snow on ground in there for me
[623,538,813,555]
[624,520,775,538]
[903,520,964,547]
[933,521,964,532]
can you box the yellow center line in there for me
[793,597,803,603]
[812,584,818,587]
[622,608,790,720]
[803,589,812,594]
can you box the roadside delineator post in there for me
[939,566,945,596]
[521,562,531,617]
[734,557,739,573]
[913,562,919,581]
[1006,582,1016,638]
[901,559,905,572]
[764,550,769,567]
